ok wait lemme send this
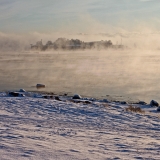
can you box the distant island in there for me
[31,38,125,51]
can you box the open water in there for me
[0,50,160,103]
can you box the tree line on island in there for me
[30,38,124,51]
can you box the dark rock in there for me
[89,98,96,101]
[55,96,61,101]
[138,101,147,105]
[102,99,109,103]
[82,98,89,100]
[43,95,48,99]
[121,101,127,105]
[9,92,19,97]
[84,100,91,104]
[36,84,45,89]
[113,101,127,104]
[43,95,54,99]
[9,92,25,97]
[36,125,42,127]
[150,100,159,107]
[19,89,26,92]
[157,107,160,112]
[72,94,82,99]
[71,100,81,103]
[71,99,91,104]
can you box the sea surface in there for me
[0,50,160,103]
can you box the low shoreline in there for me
[9,89,147,105]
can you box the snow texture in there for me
[0,92,160,160]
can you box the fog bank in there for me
[1,31,160,51]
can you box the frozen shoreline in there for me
[0,91,160,159]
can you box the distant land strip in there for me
[31,38,125,51]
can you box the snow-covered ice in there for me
[0,92,160,160]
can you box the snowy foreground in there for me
[0,92,160,160]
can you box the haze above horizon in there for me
[0,0,160,34]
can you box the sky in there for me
[0,0,160,34]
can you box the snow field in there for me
[0,92,160,160]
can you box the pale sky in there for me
[0,0,160,33]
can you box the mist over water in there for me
[1,31,160,103]
[0,49,160,103]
